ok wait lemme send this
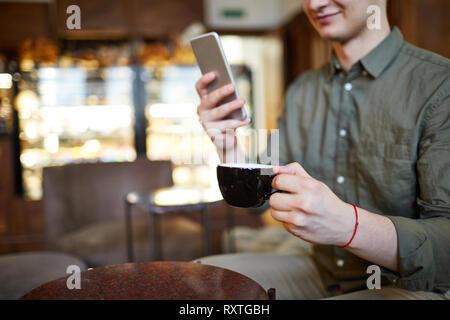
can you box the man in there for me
[195,0,449,299]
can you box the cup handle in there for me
[265,174,287,200]
[265,189,286,200]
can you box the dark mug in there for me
[217,163,278,208]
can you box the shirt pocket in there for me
[358,139,412,161]
[353,140,417,214]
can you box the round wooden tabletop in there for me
[21,261,269,300]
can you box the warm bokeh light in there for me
[0,73,12,89]
[148,103,197,118]
[15,90,40,113]
[153,186,222,206]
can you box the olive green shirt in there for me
[255,27,450,293]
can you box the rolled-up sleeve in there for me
[383,87,450,293]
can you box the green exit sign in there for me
[221,8,245,18]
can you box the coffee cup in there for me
[217,163,278,208]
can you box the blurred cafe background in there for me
[0,0,448,299]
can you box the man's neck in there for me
[332,21,391,70]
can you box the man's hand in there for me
[270,162,356,247]
[195,72,250,159]
[271,162,399,271]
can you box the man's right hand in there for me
[195,72,251,154]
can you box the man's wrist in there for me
[343,208,399,272]
[338,202,359,248]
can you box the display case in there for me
[15,65,136,199]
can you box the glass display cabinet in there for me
[16,65,136,199]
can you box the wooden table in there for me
[21,261,272,300]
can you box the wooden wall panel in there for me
[54,0,132,39]
[385,0,449,58]
[409,0,449,58]
[0,3,50,51]
[53,0,204,40]
[0,137,11,233]
[132,0,204,38]
[283,13,314,86]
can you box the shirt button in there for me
[344,83,352,91]
[339,129,347,137]
[337,176,345,184]
[336,259,344,267]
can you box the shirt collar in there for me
[329,26,404,79]
[329,54,342,79]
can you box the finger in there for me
[270,209,290,223]
[195,72,216,98]
[200,84,235,111]
[274,162,308,176]
[205,117,251,132]
[272,174,302,193]
[282,222,292,234]
[274,162,310,178]
[283,222,303,237]
[270,209,307,227]
[203,98,245,122]
[269,192,295,211]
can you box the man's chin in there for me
[317,28,351,43]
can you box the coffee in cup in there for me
[217,163,277,208]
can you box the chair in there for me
[0,251,86,300]
[42,158,202,267]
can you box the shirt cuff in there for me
[382,215,436,291]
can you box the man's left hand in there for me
[270,162,356,247]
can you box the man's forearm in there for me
[346,206,399,272]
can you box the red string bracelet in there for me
[339,203,359,249]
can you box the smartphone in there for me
[190,32,247,121]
